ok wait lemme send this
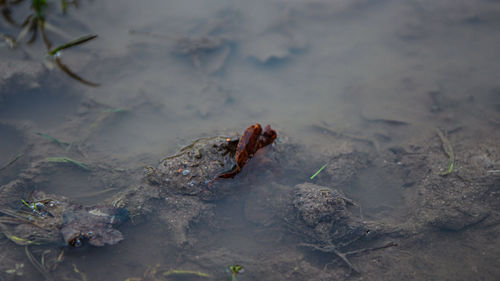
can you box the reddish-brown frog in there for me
[219,123,277,178]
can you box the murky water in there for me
[1,0,500,280]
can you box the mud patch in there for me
[33,165,113,205]
[350,164,407,220]
[0,123,24,162]
[0,87,81,129]
[0,123,25,185]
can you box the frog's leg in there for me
[218,165,241,179]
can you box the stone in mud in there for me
[290,183,369,245]
[429,205,490,232]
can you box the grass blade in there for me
[25,246,54,281]
[47,34,97,56]
[45,157,90,171]
[310,163,328,180]
[55,57,99,87]
[26,18,37,44]
[36,132,70,148]
[103,107,127,113]
[39,18,51,49]
[163,269,210,278]
[73,264,87,281]
[2,6,18,25]
[435,128,454,176]
[0,223,41,246]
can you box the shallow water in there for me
[1,0,500,280]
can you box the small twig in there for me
[73,187,117,198]
[343,241,398,256]
[0,154,22,171]
[310,124,380,152]
[299,243,359,274]
[299,241,398,277]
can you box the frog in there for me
[140,123,277,201]
[0,180,128,248]
[108,124,277,245]
[219,123,277,178]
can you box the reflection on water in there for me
[1,0,500,280]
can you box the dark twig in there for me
[0,154,22,171]
[299,241,398,277]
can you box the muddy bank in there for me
[1,113,499,280]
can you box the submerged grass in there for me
[73,263,88,281]
[54,56,100,87]
[81,108,128,142]
[310,124,380,152]
[47,34,97,56]
[163,269,211,278]
[74,187,117,198]
[1,229,41,246]
[36,132,71,149]
[1,0,99,86]
[125,265,210,281]
[45,157,89,171]
[103,107,128,113]
[25,246,54,281]
[435,128,454,176]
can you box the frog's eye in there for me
[68,235,85,247]
[70,237,83,247]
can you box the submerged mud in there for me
[1,114,498,280]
